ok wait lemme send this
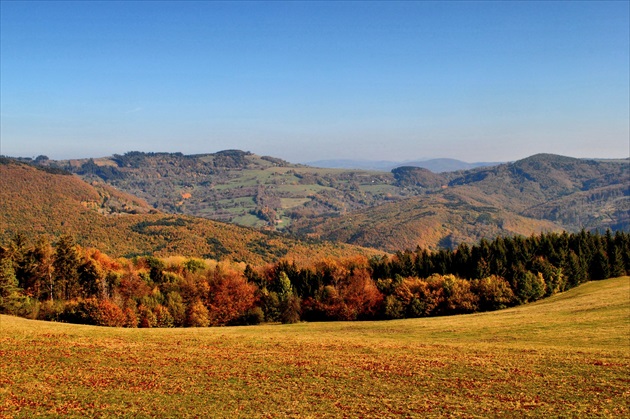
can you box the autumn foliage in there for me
[206,271,257,326]
[1,230,629,327]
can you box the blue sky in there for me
[1,1,628,163]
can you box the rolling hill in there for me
[20,151,630,252]
[43,150,403,230]
[292,154,629,251]
[292,192,562,251]
[0,158,381,264]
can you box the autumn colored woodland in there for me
[1,230,628,328]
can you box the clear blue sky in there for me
[1,1,628,163]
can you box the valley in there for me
[28,151,629,252]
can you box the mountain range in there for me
[3,151,628,255]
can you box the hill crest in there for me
[10,151,630,251]
[0,158,381,263]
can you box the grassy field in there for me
[1,277,628,418]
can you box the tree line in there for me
[1,230,628,327]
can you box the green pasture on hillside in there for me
[1,277,628,418]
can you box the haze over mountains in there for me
[305,158,501,173]
[2,151,628,254]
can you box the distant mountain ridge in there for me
[294,153,629,251]
[305,158,501,173]
[9,151,629,252]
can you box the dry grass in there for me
[1,277,628,418]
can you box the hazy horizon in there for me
[1,1,628,163]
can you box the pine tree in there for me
[490,236,508,278]
[614,231,630,275]
[0,255,22,314]
[564,250,586,287]
[590,244,610,281]
[454,242,473,279]
[53,235,81,300]
[609,247,625,278]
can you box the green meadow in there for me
[1,277,628,418]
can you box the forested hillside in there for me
[1,155,628,328]
[40,150,401,230]
[1,228,627,327]
[293,154,629,251]
[15,151,630,251]
[0,158,380,264]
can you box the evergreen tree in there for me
[589,235,610,280]
[369,255,391,281]
[7,233,28,289]
[490,236,508,278]
[53,235,81,300]
[608,247,625,278]
[145,256,165,284]
[394,250,416,278]
[78,258,104,298]
[433,249,452,276]
[20,237,54,300]
[453,242,473,278]
[613,231,629,276]
[0,255,22,314]
[590,245,610,281]
[277,271,301,323]
[30,238,55,300]
[564,250,587,287]
[415,249,433,278]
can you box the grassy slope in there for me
[1,277,628,418]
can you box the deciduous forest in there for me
[1,230,628,327]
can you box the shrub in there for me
[207,273,256,326]
[166,292,186,326]
[17,297,40,319]
[383,295,405,319]
[94,299,126,327]
[123,306,138,327]
[473,275,515,311]
[37,299,66,322]
[514,271,546,303]
[442,275,478,314]
[531,257,565,296]
[0,257,23,315]
[239,306,265,325]
[403,278,443,317]
[280,294,301,324]
[186,300,210,327]
[153,304,174,327]
[138,304,157,328]
[341,268,383,320]
[259,289,281,322]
